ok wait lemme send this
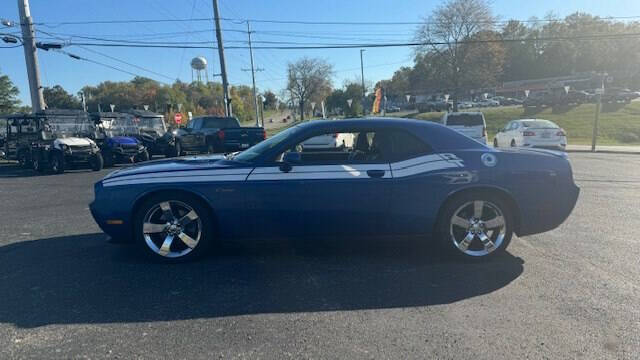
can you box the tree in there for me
[286,57,333,120]
[262,90,278,110]
[43,85,82,109]
[0,73,21,114]
[415,0,503,109]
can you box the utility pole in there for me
[360,49,366,115]
[591,73,606,152]
[17,0,45,112]
[212,0,231,117]
[246,21,261,127]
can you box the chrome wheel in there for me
[142,200,202,258]
[449,200,506,257]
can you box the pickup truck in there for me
[170,116,265,156]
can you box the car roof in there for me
[444,112,484,116]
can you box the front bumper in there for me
[518,181,580,236]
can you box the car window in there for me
[186,119,197,129]
[522,120,559,128]
[389,130,432,161]
[200,117,239,129]
[275,130,392,164]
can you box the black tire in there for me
[133,193,214,263]
[510,139,516,147]
[137,149,150,162]
[50,151,65,174]
[493,138,499,148]
[174,141,182,157]
[436,191,514,261]
[90,153,104,171]
[18,151,31,169]
[103,150,114,168]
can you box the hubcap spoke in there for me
[473,201,484,219]
[458,232,474,251]
[158,235,174,256]
[451,215,471,229]
[143,222,168,234]
[484,215,505,229]
[159,202,176,222]
[478,232,496,252]
[178,210,199,227]
[177,232,198,248]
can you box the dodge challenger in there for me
[90,118,579,262]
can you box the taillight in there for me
[556,130,566,136]
[523,131,536,136]
[217,130,225,141]
[262,130,267,140]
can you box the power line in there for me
[61,32,640,50]
[33,15,640,27]
[54,50,143,78]
[38,30,174,82]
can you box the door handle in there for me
[366,169,385,178]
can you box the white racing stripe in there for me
[248,164,392,181]
[103,168,253,187]
[101,154,464,186]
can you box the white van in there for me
[442,112,488,145]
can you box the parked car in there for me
[494,119,567,151]
[385,105,401,113]
[90,118,580,262]
[501,98,523,106]
[442,112,488,145]
[2,113,39,167]
[477,99,500,107]
[416,98,450,112]
[169,116,265,156]
[564,90,590,104]
[523,91,554,107]
[28,110,103,173]
[91,112,149,167]
[457,101,474,109]
[124,110,171,156]
[301,132,355,151]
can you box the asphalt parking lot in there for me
[0,153,639,359]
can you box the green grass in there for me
[392,102,640,145]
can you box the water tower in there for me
[191,56,209,83]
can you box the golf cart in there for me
[29,109,104,173]
[91,112,149,167]
[2,113,40,167]
[124,110,172,156]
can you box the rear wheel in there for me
[134,193,213,262]
[51,151,65,174]
[90,153,104,171]
[437,192,513,260]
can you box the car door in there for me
[511,121,522,146]
[386,130,448,235]
[245,129,392,239]
[179,118,200,150]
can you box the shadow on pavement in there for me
[0,233,524,328]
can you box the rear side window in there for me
[445,114,484,126]
[390,130,432,160]
[201,117,239,128]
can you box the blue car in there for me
[90,118,579,262]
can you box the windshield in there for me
[522,120,559,129]
[137,116,166,133]
[100,116,140,137]
[45,114,95,137]
[445,114,484,126]
[233,125,301,162]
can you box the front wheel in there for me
[137,149,150,162]
[90,153,104,171]
[51,151,65,174]
[437,192,513,260]
[133,193,213,262]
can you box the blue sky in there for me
[2,0,640,105]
